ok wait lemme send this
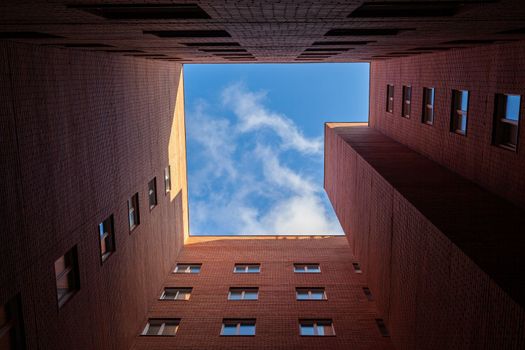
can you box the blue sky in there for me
[184,63,369,235]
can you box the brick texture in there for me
[0,40,188,350]
[1,1,525,63]
[369,40,525,209]
[132,236,394,350]
[325,124,525,350]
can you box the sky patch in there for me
[184,63,369,235]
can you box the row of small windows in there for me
[55,165,173,309]
[386,84,522,151]
[159,287,328,301]
[141,318,336,337]
[173,263,322,274]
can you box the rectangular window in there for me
[148,177,157,210]
[164,166,171,194]
[376,319,390,337]
[386,84,394,113]
[54,246,80,308]
[363,287,374,301]
[352,262,362,273]
[296,288,327,300]
[402,85,411,118]
[493,94,521,151]
[450,90,469,135]
[173,263,201,274]
[294,264,321,273]
[98,215,116,263]
[233,264,260,273]
[0,295,25,350]
[160,288,192,300]
[128,193,140,231]
[142,319,179,336]
[422,87,435,124]
[299,319,335,336]
[221,319,256,336]
[228,287,259,300]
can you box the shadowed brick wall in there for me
[132,236,394,350]
[369,40,525,209]
[325,124,525,350]
[0,41,187,350]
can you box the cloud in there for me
[187,84,343,236]
[186,101,238,195]
[222,83,323,155]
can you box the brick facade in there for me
[324,122,525,349]
[369,40,525,208]
[132,236,393,350]
[0,41,188,350]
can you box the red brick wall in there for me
[324,124,525,350]
[0,41,186,350]
[369,41,525,209]
[132,236,394,350]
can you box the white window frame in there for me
[296,288,327,300]
[422,87,435,124]
[173,264,201,274]
[293,264,321,273]
[141,319,179,336]
[299,320,335,336]
[228,288,259,300]
[402,85,411,118]
[164,166,171,194]
[451,90,469,135]
[160,288,192,300]
[220,319,256,336]
[233,264,260,273]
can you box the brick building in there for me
[1,1,525,349]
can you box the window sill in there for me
[101,251,113,264]
[495,143,517,152]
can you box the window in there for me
[174,263,201,274]
[221,319,256,336]
[148,177,157,210]
[128,193,140,231]
[294,264,320,273]
[363,287,374,301]
[54,246,80,308]
[386,84,394,113]
[164,166,171,194]
[422,87,435,124]
[376,319,390,337]
[299,319,335,336]
[450,90,469,135]
[493,94,521,151]
[141,319,179,336]
[352,262,362,273]
[160,288,192,300]
[0,295,25,350]
[402,85,411,118]
[98,215,116,263]
[233,264,260,273]
[296,288,327,300]
[228,288,259,300]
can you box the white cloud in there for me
[222,83,323,155]
[186,101,238,195]
[187,84,343,236]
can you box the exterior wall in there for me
[369,40,525,208]
[0,41,188,350]
[325,124,525,350]
[132,236,393,350]
[1,0,525,63]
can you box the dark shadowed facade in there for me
[1,1,524,349]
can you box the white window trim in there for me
[300,320,335,336]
